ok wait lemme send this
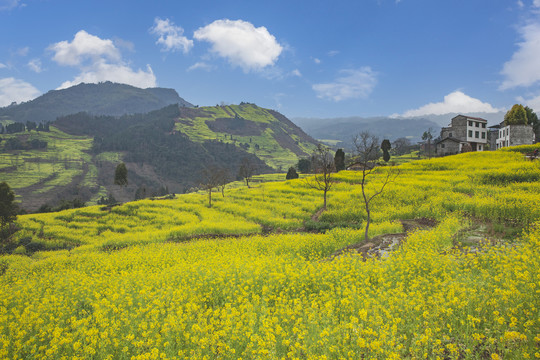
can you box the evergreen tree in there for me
[114,163,128,186]
[334,149,345,171]
[297,158,312,173]
[381,139,391,162]
[286,167,299,180]
[0,182,17,234]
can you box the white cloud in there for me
[313,57,321,64]
[312,67,377,102]
[291,69,302,77]
[49,30,121,66]
[187,62,215,72]
[534,0,540,7]
[0,63,6,69]
[500,22,540,89]
[50,30,156,89]
[327,50,339,57]
[397,91,502,117]
[194,19,283,72]
[58,61,156,89]
[0,0,20,11]
[0,77,40,106]
[27,58,42,73]
[150,17,193,53]
[517,93,540,113]
[517,1,525,8]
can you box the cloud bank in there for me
[312,67,377,101]
[0,77,40,107]
[50,30,156,89]
[500,22,540,90]
[194,19,283,72]
[150,18,193,53]
[396,91,502,117]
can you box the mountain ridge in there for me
[0,82,193,124]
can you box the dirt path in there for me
[311,207,325,222]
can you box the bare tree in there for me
[354,132,400,242]
[304,144,336,209]
[216,168,230,197]
[422,128,433,159]
[392,137,411,156]
[199,166,228,207]
[238,157,256,188]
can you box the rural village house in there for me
[436,114,536,155]
[435,115,488,156]
[489,121,535,149]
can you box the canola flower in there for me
[0,149,539,359]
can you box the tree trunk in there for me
[364,206,370,242]
[361,170,370,242]
[323,189,327,209]
[208,189,212,207]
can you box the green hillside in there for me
[1,103,318,211]
[0,127,98,209]
[176,103,318,170]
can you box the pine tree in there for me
[114,163,128,186]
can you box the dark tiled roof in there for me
[435,137,462,145]
[453,114,488,122]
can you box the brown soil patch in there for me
[329,218,438,261]
[206,117,263,136]
[178,107,213,120]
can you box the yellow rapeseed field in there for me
[1,149,539,359]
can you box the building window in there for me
[478,145,482,150]
[449,132,452,138]
[441,143,445,148]
[481,132,486,139]
[468,121,473,126]
[468,130,473,137]
[475,122,479,127]
[475,131,479,138]
[482,123,486,128]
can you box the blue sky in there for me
[1,0,540,119]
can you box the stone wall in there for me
[509,125,535,146]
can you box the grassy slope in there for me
[176,104,317,170]
[1,150,539,359]
[0,127,123,208]
[1,104,317,210]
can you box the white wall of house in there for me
[496,124,535,149]
[465,119,488,145]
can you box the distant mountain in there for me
[293,116,441,148]
[0,82,193,123]
[394,112,506,127]
[1,102,318,210]
[293,112,507,149]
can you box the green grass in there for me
[176,104,317,170]
[0,127,93,191]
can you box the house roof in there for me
[452,114,488,122]
[435,137,462,145]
